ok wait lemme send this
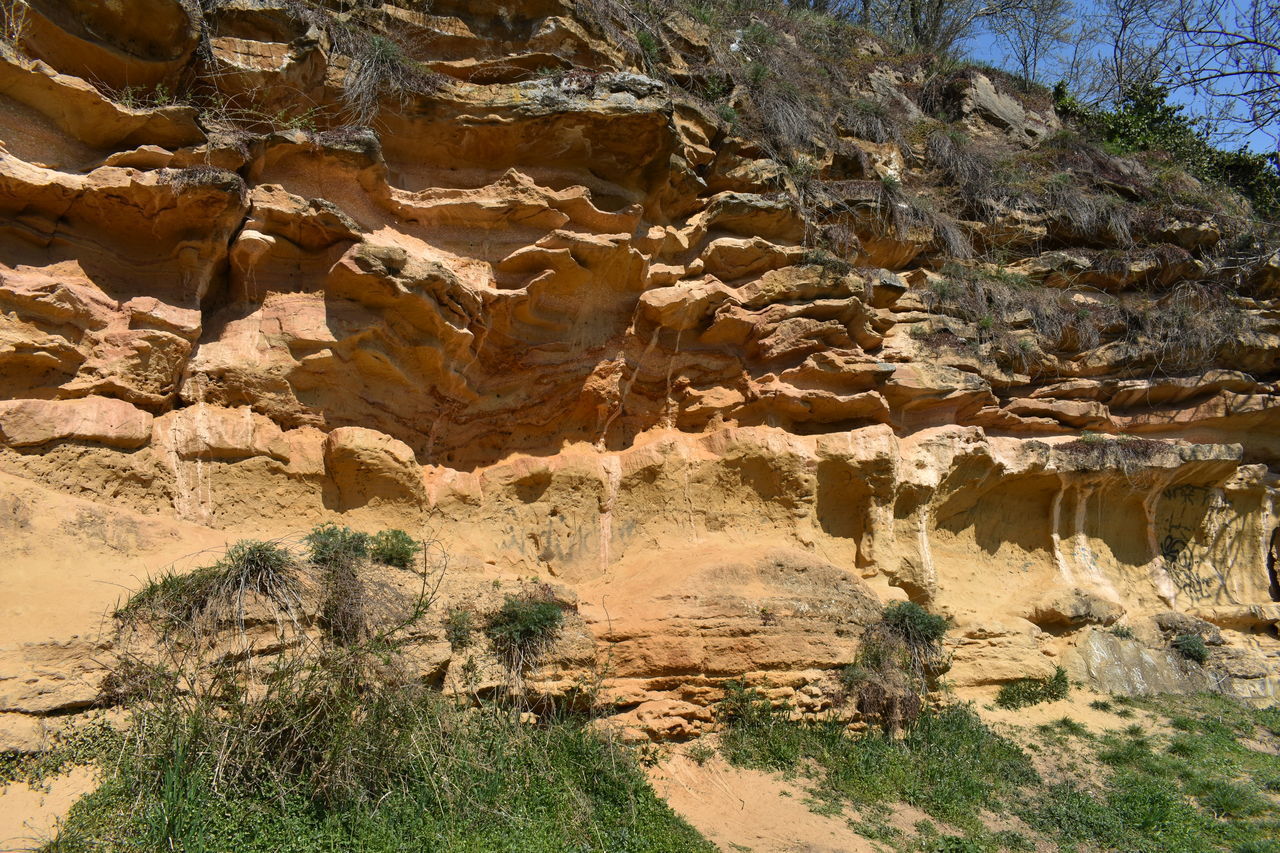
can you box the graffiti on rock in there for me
[1155,484,1238,602]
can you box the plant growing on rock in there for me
[996,666,1070,709]
[485,586,567,680]
[370,528,421,569]
[1172,632,1209,663]
[116,538,299,631]
[443,607,475,651]
[53,527,710,851]
[848,601,951,732]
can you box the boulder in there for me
[1027,589,1125,628]
[324,427,424,508]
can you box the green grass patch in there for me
[719,687,1036,830]
[720,685,1280,852]
[48,530,709,853]
[49,699,709,853]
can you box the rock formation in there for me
[0,0,1277,743]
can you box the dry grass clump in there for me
[115,538,301,632]
[839,98,903,146]
[1121,281,1249,373]
[1056,433,1168,473]
[159,165,249,202]
[920,259,1250,377]
[921,263,1072,372]
[875,177,973,258]
[0,0,27,47]
[181,0,445,133]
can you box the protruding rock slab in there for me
[0,397,152,448]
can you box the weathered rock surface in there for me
[0,0,1276,742]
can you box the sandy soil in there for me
[649,749,883,853]
[0,766,96,852]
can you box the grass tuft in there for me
[995,667,1070,710]
[1172,633,1210,664]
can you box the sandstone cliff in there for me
[0,0,1277,744]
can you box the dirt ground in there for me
[0,766,96,852]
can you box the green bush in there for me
[1172,633,1209,664]
[881,601,949,647]
[485,591,565,672]
[305,523,370,566]
[996,667,1070,710]
[370,529,420,570]
[306,524,372,646]
[1055,83,1280,219]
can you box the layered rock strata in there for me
[0,0,1277,739]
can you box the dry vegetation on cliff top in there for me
[155,0,1278,384]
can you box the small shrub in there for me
[1055,83,1280,220]
[305,523,370,566]
[686,740,716,766]
[160,166,247,203]
[306,524,372,646]
[848,602,950,733]
[1108,625,1135,640]
[370,529,420,569]
[485,590,565,673]
[715,103,739,126]
[881,601,949,646]
[801,248,854,276]
[996,667,1070,710]
[1098,731,1152,766]
[444,608,475,651]
[1090,699,1113,712]
[1172,633,1209,664]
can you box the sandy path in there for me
[650,752,882,852]
[0,766,96,852]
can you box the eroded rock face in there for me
[0,0,1277,737]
